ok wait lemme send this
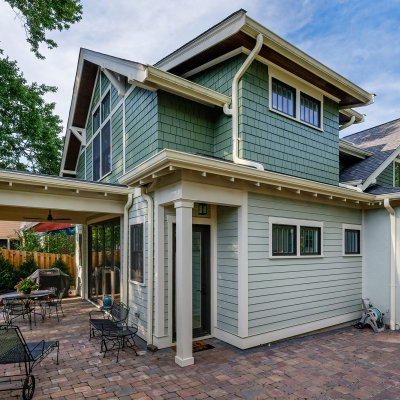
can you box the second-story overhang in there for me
[120,149,380,208]
[156,10,373,109]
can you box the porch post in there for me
[174,200,194,367]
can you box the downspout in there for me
[223,33,264,171]
[384,198,396,330]
[339,116,356,131]
[123,192,134,306]
[142,188,156,350]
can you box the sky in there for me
[1,0,400,138]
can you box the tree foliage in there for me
[0,0,82,174]
[0,53,63,173]
[4,0,82,59]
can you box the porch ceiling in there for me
[0,170,131,224]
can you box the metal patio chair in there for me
[0,324,59,399]
[3,299,36,329]
[43,288,65,321]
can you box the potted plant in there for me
[15,278,38,294]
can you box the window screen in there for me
[272,224,296,256]
[300,92,320,127]
[345,229,360,254]
[300,226,321,255]
[271,78,295,117]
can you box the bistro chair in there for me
[44,288,65,321]
[3,299,36,330]
[0,324,59,400]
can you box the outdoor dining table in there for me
[0,290,54,326]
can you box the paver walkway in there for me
[2,298,400,399]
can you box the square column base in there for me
[175,355,195,367]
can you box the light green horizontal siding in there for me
[217,206,238,335]
[376,163,393,187]
[76,151,85,180]
[100,71,110,95]
[247,192,362,336]
[86,142,93,181]
[128,196,148,338]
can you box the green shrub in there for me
[0,256,19,291]
[18,256,38,278]
[51,258,71,278]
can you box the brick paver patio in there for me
[2,298,400,399]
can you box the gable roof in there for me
[156,9,373,108]
[340,118,400,189]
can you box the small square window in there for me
[271,78,295,117]
[344,229,360,255]
[300,226,321,255]
[272,224,296,256]
[300,92,321,127]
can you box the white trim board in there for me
[214,311,361,349]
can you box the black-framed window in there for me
[300,92,321,127]
[300,226,321,255]
[272,224,296,256]
[130,224,144,283]
[271,78,295,117]
[344,229,361,255]
[92,89,112,180]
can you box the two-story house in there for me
[3,9,400,367]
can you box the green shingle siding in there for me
[217,206,238,335]
[158,91,216,157]
[101,104,123,184]
[100,72,110,95]
[247,192,362,336]
[125,88,159,171]
[111,85,120,110]
[376,163,393,187]
[76,151,85,180]
[86,142,93,181]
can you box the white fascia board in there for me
[0,170,132,196]
[155,10,247,71]
[242,17,373,106]
[59,129,71,176]
[143,66,231,107]
[339,140,372,159]
[362,145,400,191]
[119,149,376,202]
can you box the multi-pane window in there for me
[130,224,144,283]
[271,78,295,117]
[300,92,321,128]
[92,89,111,181]
[344,229,361,255]
[300,226,321,255]
[272,224,296,256]
[271,218,323,257]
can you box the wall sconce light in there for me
[198,203,208,216]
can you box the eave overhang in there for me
[120,150,377,206]
[339,109,365,126]
[339,139,372,159]
[156,10,373,108]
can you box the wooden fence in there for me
[0,250,75,277]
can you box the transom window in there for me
[270,218,323,258]
[92,89,111,181]
[343,224,361,255]
[269,72,323,130]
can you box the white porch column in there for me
[174,200,194,367]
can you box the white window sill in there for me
[270,255,324,259]
[129,279,146,287]
[269,107,323,132]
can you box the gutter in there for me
[384,198,396,330]
[223,33,264,171]
[339,116,355,131]
[123,193,134,305]
[141,189,157,351]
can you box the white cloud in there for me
[0,0,399,139]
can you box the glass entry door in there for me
[88,219,121,303]
[173,224,211,339]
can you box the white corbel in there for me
[70,127,87,146]
[102,68,126,96]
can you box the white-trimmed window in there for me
[269,67,324,130]
[270,217,323,258]
[92,89,111,181]
[343,224,361,256]
[130,223,144,283]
